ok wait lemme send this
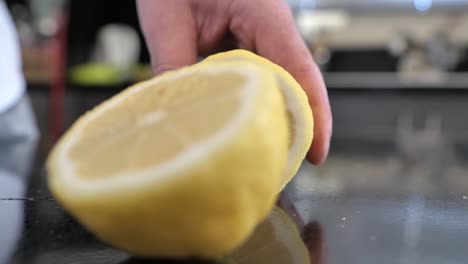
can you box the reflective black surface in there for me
[4,91,468,264]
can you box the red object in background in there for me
[48,10,68,143]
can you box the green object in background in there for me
[69,63,121,86]
[131,64,153,82]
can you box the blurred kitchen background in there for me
[11,0,468,189]
[5,0,468,263]
[5,0,468,145]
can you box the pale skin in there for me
[136,0,332,164]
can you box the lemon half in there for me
[203,50,313,191]
[47,61,288,258]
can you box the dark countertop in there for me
[1,138,324,264]
[4,91,468,264]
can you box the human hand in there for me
[137,0,332,164]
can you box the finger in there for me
[230,0,332,164]
[137,0,198,74]
[199,31,239,57]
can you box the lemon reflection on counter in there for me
[223,206,310,264]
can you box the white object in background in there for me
[0,170,25,264]
[91,24,141,80]
[0,94,38,264]
[296,9,349,41]
[0,1,25,113]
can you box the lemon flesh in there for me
[47,61,289,258]
[203,50,314,191]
